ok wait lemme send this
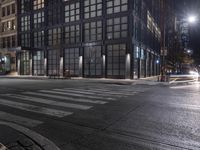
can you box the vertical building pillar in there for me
[79,56,83,77]
[30,56,32,76]
[60,56,63,76]
[125,53,131,79]
[102,54,105,78]
[17,58,20,75]
[44,57,47,76]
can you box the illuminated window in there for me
[33,0,44,10]
[33,11,44,29]
[21,15,30,31]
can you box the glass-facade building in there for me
[17,0,161,79]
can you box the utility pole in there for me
[160,0,167,81]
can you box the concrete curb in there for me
[0,121,60,150]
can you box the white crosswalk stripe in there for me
[39,89,114,101]
[23,91,110,104]
[54,88,121,98]
[0,111,43,127]
[5,94,92,110]
[0,98,73,118]
[65,88,134,96]
[0,86,144,128]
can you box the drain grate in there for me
[0,143,7,150]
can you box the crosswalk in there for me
[0,86,147,128]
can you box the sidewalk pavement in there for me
[0,125,42,150]
[0,75,167,85]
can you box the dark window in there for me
[106,0,128,14]
[84,0,102,19]
[2,7,5,17]
[47,49,60,75]
[21,0,31,13]
[2,38,6,48]
[48,6,61,26]
[34,31,45,48]
[48,28,61,46]
[107,16,128,39]
[84,21,102,42]
[64,25,80,44]
[7,5,10,16]
[21,33,30,47]
[12,4,15,14]
[7,37,11,48]
[65,2,80,23]
[84,46,102,76]
[107,44,126,77]
[12,35,16,47]
[64,48,79,76]
[2,22,6,32]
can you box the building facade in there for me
[0,0,17,74]
[17,0,161,79]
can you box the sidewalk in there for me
[0,125,42,150]
[0,74,167,85]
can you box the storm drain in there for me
[0,143,8,150]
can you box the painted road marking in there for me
[39,89,112,101]
[62,88,122,98]
[23,91,106,104]
[0,111,43,127]
[6,94,92,110]
[0,98,72,118]
[51,89,114,100]
[53,89,116,100]
[67,88,134,96]
[23,91,108,104]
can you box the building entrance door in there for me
[84,46,102,78]
[20,52,30,75]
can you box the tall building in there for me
[0,0,17,74]
[17,0,162,79]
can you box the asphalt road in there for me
[0,78,200,150]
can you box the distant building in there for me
[17,0,162,79]
[0,0,17,74]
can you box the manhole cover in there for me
[0,143,7,150]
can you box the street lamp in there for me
[188,15,197,24]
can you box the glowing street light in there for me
[188,15,197,23]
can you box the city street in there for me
[0,78,200,150]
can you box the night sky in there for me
[175,0,200,64]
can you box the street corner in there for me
[0,124,43,150]
[0,121,60,150]
[0,143,7,150]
